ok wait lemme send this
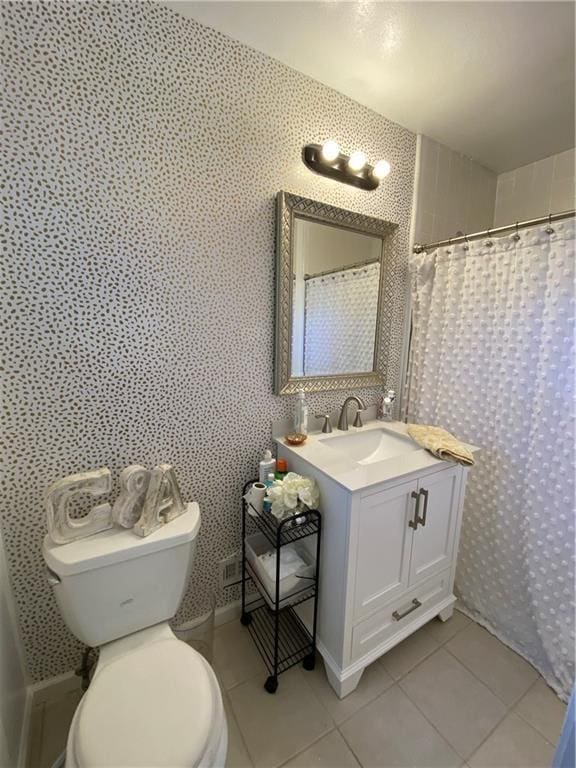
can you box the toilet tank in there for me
[43,503,201,647]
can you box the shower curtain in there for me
[406,218,575,700]
[303,261,380,376]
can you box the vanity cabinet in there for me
[355,466,460,621]
[278,438,470,699]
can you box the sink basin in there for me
[320,428,420,465]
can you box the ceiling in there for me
[162,1,575,173]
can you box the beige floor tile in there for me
[399,649,507,759]
[306,659,393,725]
[378,624,440,680]
[447,622,538,705]
[228,668,333,768]
[26,704,44,768]
[214,620,266,690]
[38,690,82,768]
[515,678,567,746]
[223,693,254,768]
[425,609,471,645]
[340,684,461,767]
[468,713,554,768]
[281,731,360,768]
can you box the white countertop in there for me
[275,420,478,493]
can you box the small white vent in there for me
[219,552,241,589]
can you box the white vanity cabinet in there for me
[277,430,471,699]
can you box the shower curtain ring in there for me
[486,229,493,247]
[546,213,554,235]
[463,234,470,251]
[513,222,521,241]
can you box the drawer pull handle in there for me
[409,491,420,529]
[418,488,429,527]
[392,598,422,621]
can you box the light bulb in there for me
[372,159,391,179]
[348,151,367,172]
[320,140,340,162]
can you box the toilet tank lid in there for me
[43,502,200,576]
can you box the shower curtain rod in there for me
[413,208,575,253]
[304,256,380,280]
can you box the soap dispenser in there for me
[294,390,309,435]
[378,390,396,421]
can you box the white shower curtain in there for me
[303,261,380,376]
[407,218,575,700]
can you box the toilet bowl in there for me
[43,503,227,767]
[65,624,227,767]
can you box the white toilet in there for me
[42,503,228,767]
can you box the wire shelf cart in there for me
[240,479,322,694]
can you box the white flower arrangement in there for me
[266,472,320,520]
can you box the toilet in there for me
[42,502,228,767]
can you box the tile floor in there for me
[27,610,566,768]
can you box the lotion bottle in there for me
[259,450,276,483]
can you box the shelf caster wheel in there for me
[303,653,316,671]
[240,613,252,627]
[264,676,278,694]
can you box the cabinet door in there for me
[409,467,461,585]
[354,479,417,620]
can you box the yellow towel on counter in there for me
[407,424,475,466]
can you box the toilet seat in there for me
[67,632,227,767]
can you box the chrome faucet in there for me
[337,396,366,431]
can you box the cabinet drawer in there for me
[351,570,451,662]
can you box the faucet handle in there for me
[315,414,333,434]
[353,410,363,428]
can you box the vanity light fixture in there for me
[302,141,391,191]
[320,139,340,162]
[372,160,391,180]
[348,151,367,172]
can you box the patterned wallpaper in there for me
[2,1,415,680]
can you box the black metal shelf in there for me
[245,500,320,547]
[244,559,316,610]
[245,604,313,676]
[241,479,322,694]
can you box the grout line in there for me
[511,678,560,749]
[336,720,368,768]
[442,642,537,712]
[394,677,475,762]
[276,728,339,768]
[223,690,257,768]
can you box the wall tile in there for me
[493,149,575,227]
[553,148,576,180]
[415,136,497,245]
[551,178,576,212]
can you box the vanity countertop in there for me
[275,420,478,493]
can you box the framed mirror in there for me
[275,191,399,395]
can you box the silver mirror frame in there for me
[275,191,399,395]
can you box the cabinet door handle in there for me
[392,598,422,621]
[418,488,429,527]
[409,491,420,529]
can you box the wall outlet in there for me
[219,552,242,589]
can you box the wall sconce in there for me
[302,140,391,191]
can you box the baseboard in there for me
[17,685,33,768]
[29,670,82,705]
[215,599,241,627]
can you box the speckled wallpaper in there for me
[2,0,415,680]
